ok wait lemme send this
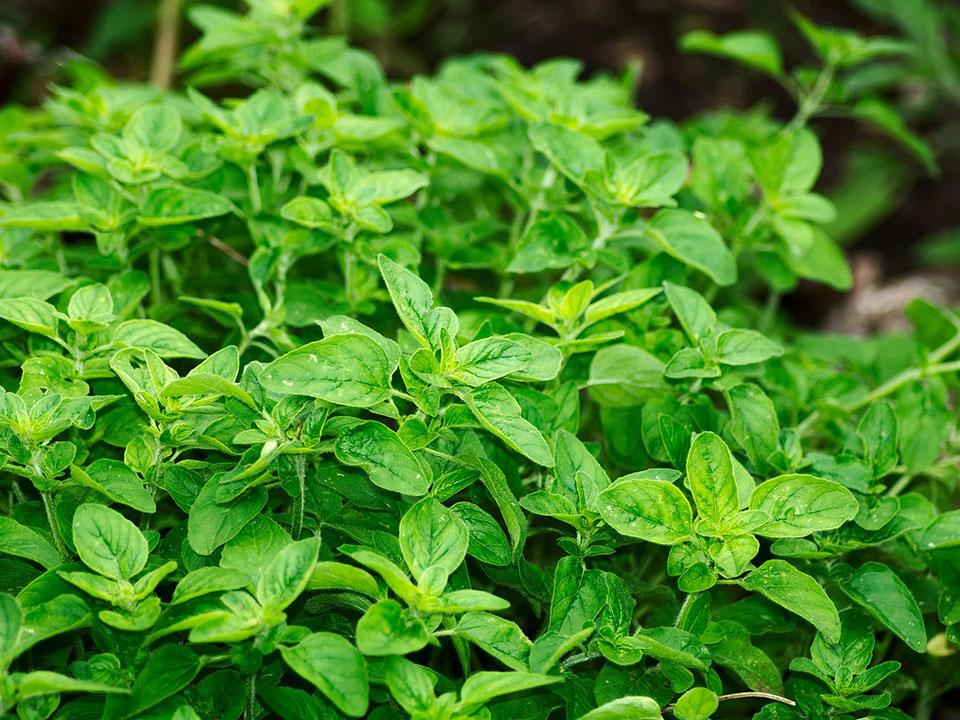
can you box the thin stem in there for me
[886,474,915,497]
[245,673,257,720]
[663,691,795,715]
[41,492,67,561]
[246,163,262,215]
[150,0,181,89]
[149,246,162,307]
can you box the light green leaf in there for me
[686,432,739,530]
[260,334,393,407]
[648,210,736,286]
[334,421,430,495]
[840,562,926,653]
[111,319,205,359]
[598,478,694,545]
[461,383,554,467]
[71,503,148,581]
[280,632,369,717]
[138,185,233,226]
[741,560,840,642]
[399,498,469,581]
[257,536,320,611]
[751,474,858,538]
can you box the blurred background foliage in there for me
[2,0,959,323]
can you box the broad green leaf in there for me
[0,201,84,231]
[187,480,268,556]
[356,599,431,656]
[664,282,715,342]
[171,567,250,605]
[378,255,457,350]
[674,688,718,720]
[15,671,126,701]
[334,421,430,495]
[0,517,61,569]
[260,334,392,407]
[741,560,841,642]
[452,337,531,387]
[123,105,182,153]
[458,671,561,709]
[125,644,200,717]
[686,432,739,530]
[588,345,663,408]
[725,383,780,471]
[0,297,60,337]
[0,270,71,300]
[72,503,148,581]
[257,536,320,611]
[111,320,205,359]
[840,562,926,653]
[220,515,291,585]
[648,210,736,286]
[598,478,693,545]
[579,696,662,720]
[461,383,554,467]
[716,329,783,366]
[280,632,369,717]
[138,185,233,226]
[399,498,469,581]
[680,29,785,78]
[0,593,22,663]
[528,122,605,184]
[858,401,899,479]
[751,474,858,537]
[921,510,960,550]
[72,459,155,513]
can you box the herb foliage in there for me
[0,3,958,719]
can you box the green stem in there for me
[149,246,162,307]
[41,492,67,561]
[150,0,181,89]
[246,163,262,215]
[245,674,257,720]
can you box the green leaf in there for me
[648,210,736,286]
[125,644,200,717]
[840,562,926,653]
[920,510,960,550]
[461,383,554,467]
[335,420,430,495]
[356,599,431,656]
[528,122,605,184]
[674,688,718,720]
[0,270,71,300]
[378,255,457,351]
[458,671,561,709]
[72,459,155,513]
[171,566,250,605]
[187,480,268,556]
[680,29,784,78]
[588,345,664,408]
[280,196,335,230]
[751,474,858,537]
[0,201,85,231]
[579,696,663,720]
[280,632,369,717]
[716,329,783,366]
[741,560,841,642]
[858,401,899,479]
[71,504,148,581]
[686,432,739,530]
[111,320,205,359]
[0,517,61,569]
[0,593,22,663]
[260,334,393,407]
[15,671,125,701]
[0,297,60,337]
[123,105,182,153]
[257,536,319,611]
[452,337,531,387]
[138,185,233,226]
[399,498,469,581]
[664,282,716,343]
[598,478,693,545]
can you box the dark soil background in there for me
[1,0,959,322]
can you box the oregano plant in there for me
[0,2,957,719]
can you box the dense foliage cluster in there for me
[0,2,958,718]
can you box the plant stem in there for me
[245,674,257,720]
[41,491,67,561]
[663,691,795,715]
[150,0,181,89]
[246,163,262,215]
[149,246,162,307]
